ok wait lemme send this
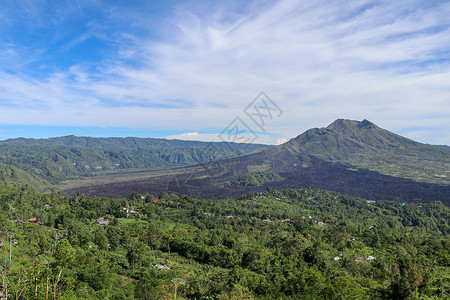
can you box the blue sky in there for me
[0,0,449,145]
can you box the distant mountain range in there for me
[60,119,450,206]
[0,136,270,184]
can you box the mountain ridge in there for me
[0,136,271,183]
[60,119,450,206]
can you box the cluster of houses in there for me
[223,215,293,223]
[123,204,136,217]
[9,203,53,224]
[249,217,292,223]
[334,253,376,262]
[355,255,376,263]
[259,218,291,223]
[93,203,145,225]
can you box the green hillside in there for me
[289,119,450,184]
[231,171,284,187]
[0,186,448,299]
[0,163,48,190]
[0,136,270,184]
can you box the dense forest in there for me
[231,172,284,187]
[0,185,448,299]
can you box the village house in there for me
[366,255,376,262]
[123,204,137,217]
[315,220,326,227]
[153,199,167,204]
[334,253,343,260]
[155,261,170,270]
[95,218,109,225]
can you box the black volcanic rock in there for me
[62,119,450,206]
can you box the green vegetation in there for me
[0,122,449,299]
[0,186,448,299]
[290,119,450,184]
[0,136,270,184]
[231,171,284,187]
[0,164,49,190]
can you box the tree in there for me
[390,262,423,299]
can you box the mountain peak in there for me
[358,119,376,128]
[291,118,422,158]
[327,119,377,131]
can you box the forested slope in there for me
[0,186,448,299]
[0,136,270,183]
[0,164,48,190]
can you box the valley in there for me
[3,2,449,298]
[57,120,450,206]
[0,119,449,299]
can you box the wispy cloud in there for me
[0,0,449,144]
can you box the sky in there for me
[0,0,449,145]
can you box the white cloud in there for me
[0,0,450,144]
[166,131,283,145]
[276,138,287,145]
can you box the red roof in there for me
[28,217,37,222]
[152,200,167,204]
